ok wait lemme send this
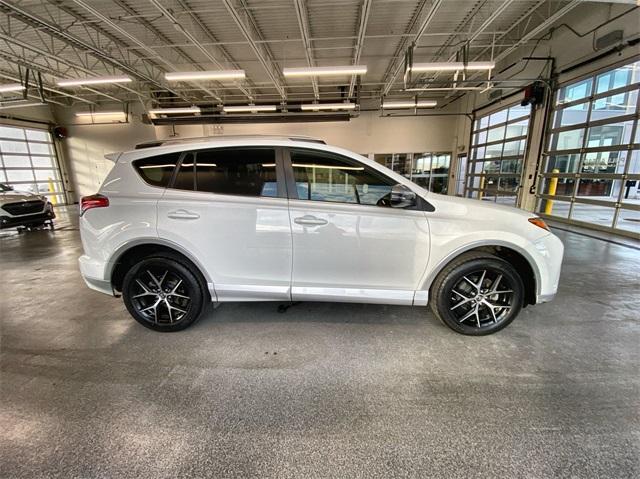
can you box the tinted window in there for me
[173,153,195,191]
[291,149,394,206]
[193,148,277,197]
[134,153,181,187]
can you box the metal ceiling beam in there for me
[491,0,584,65]
[348,0,372,98]
[69,0,213,102]
[381,0,444,96]
[0,34,124,103]
[293,0,319,100]
[418,0,517,89]
[0,69,93,105]
[148,0,252,102]
[460,0,583,88]
[0,0,182,100]
[174,0,254,101]
[112,0,234,101]
[221,0,287,100]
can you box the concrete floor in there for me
[1,208,639,478]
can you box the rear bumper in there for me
[0,209,55,229]
[78,255,114,296]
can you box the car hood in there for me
[0,191,41,203]
[423,191,540,223]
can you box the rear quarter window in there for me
[133,152,181,187]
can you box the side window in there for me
[133,152,181,187]
[290,149,394,206]
[194,148,278,197]
[173,153,195,191]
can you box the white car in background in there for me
[78,136,564,335]
[0,183,55,230]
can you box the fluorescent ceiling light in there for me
[300,102,356,111]
[410,61,495,72]
[75,111,126,118]
[148,107,201,115]
[0,102,46,110]
[57,75,132,87]
[383,100,437,109]
[165,70,246,81]
[283,65,367,77]
[0,83,26,92]
[223,105,277,113]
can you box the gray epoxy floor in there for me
[1,208,639,478]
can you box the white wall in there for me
[53,103,156,201]
[155,110,458,155]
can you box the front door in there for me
[157,146,292,301]
[285,147,431,305]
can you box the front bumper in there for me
[0,208,55,229]
[532,232,564,304]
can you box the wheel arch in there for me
[423,241,540,306]
[109,238,214,300]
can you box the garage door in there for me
[0,124,65,204]
[537,59,640,237]
[466,102,532,206]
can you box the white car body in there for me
[79,136,563,312]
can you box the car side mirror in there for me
[390,184,417,208]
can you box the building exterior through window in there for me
[538,59,639,236]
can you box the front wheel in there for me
[430,252,524,335]
[122,256,205,332]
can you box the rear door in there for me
[157,146,293,301]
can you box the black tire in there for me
[122,255,206,332]
[430,252,524,336]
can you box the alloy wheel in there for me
[448,269,515,329]
[130,267,192,325]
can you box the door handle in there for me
[294,215,328,226]
[167,209,200,220]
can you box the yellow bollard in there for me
[479,175,485,200]
[544,168,560,214]
[47,177,57,206]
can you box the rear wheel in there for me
[122,256,205,332]
[430,252,524,335]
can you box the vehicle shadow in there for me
[197,300,437,328]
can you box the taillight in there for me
[80,194,109,216]
[528,217,550,231]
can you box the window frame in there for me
[282,146,434,212]
[167,145,287,199]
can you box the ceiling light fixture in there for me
[383,100,437,109]
[75,111,127,118]
[148,107,201,115]
[223,105,277,113]
[165,70,246,81]
[57,75,132,87]
[300,102,357,111]
[283,66,367,77]
[0,102,46,110]
[410,61,495,72]
[0,83,26,92]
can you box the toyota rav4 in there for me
[78,135,563,335]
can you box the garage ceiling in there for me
[0,0,582,109]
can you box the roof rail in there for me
[135,134,326,149]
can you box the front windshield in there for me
[0,183,14,192]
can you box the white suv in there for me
[78,135,563,335]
